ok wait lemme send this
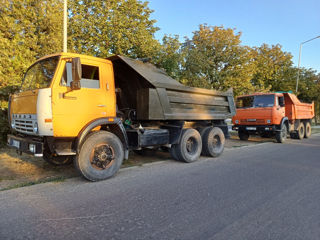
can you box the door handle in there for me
[97,105,106,107]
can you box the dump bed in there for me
[284,93,314,120]
[108,55,235,121]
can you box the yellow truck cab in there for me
[8,52,236,181]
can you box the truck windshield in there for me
[21,56,59,91]
[237,95,275,108]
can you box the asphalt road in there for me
[1,135,320,240]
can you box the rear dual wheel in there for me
[170,129,202,163]
[297,122,305,140]
[170,127,226,162]
[304,122,312,138]
[200,127,225,157]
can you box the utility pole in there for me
[296,35,320,93]
[63,0,67,52]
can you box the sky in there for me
[148,0,320,73]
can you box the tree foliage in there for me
[180,25,256,96]
[68,0,160,58]
[251,44,293,91]
[0,0,63,107]
[0,0,319,129]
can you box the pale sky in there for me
[148,0,320,73]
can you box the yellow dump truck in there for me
[7,52,235,181]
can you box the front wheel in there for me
[238,130,249,141]
[275,124,287,143]
[76,131,124,181]
[43,150,74,166]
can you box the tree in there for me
[68,0,160,58]
[180,25,256,96]
[0,0,63,107]
[154,35,183,79]
[251,44,293,91]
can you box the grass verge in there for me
[0,176,67,192]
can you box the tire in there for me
[275,124,287,143]
[201,127,225,157]
[304,122,312,138]
[297,122,305,140]
[238,130,249,141]
[175,128,202,163]
[290,132,297,139]
[76,131,124,181]
[43,150,74,166]
[259,132,271,138]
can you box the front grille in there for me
[240,119,265,124]
[15,119,34,133]
[12,114,37,135]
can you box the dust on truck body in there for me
[232,92,314,143]
[7,53,236,181]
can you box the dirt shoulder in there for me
[1,128,319,191]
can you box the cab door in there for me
[52,58,116,137]
[274,95,285,124]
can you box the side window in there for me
[81,65,100,89]
[60,62,72,87]
[60,62,100,89]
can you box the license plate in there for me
[12,139,20,148]
[246,127,256,131]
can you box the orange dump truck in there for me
[232,92,314,143]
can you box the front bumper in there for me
[7,134,43,157]
[232,125,277,132]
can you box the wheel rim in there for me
[212,135,221,150]
[299,126,304,136]
[186,137,198,155]
[90,144,115,170]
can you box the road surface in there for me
[1,135,320,240]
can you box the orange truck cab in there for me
[232,92,314,143]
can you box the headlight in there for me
[33,122,38,133]
[235,120,239,124]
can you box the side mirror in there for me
[279,97,285,107]
[71,57,82,90]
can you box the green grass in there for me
[0,176,67,192]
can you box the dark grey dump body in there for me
[108,55,236,121]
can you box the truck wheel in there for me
[304,122,312,138]
[175,129,202,163]
[238,130,249,141]
[76,131,124,181]
[201,127,225,157]
[275,124,287,143]
[43,151,74,166]
[297,123,305,140]
[290,132,297,139]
